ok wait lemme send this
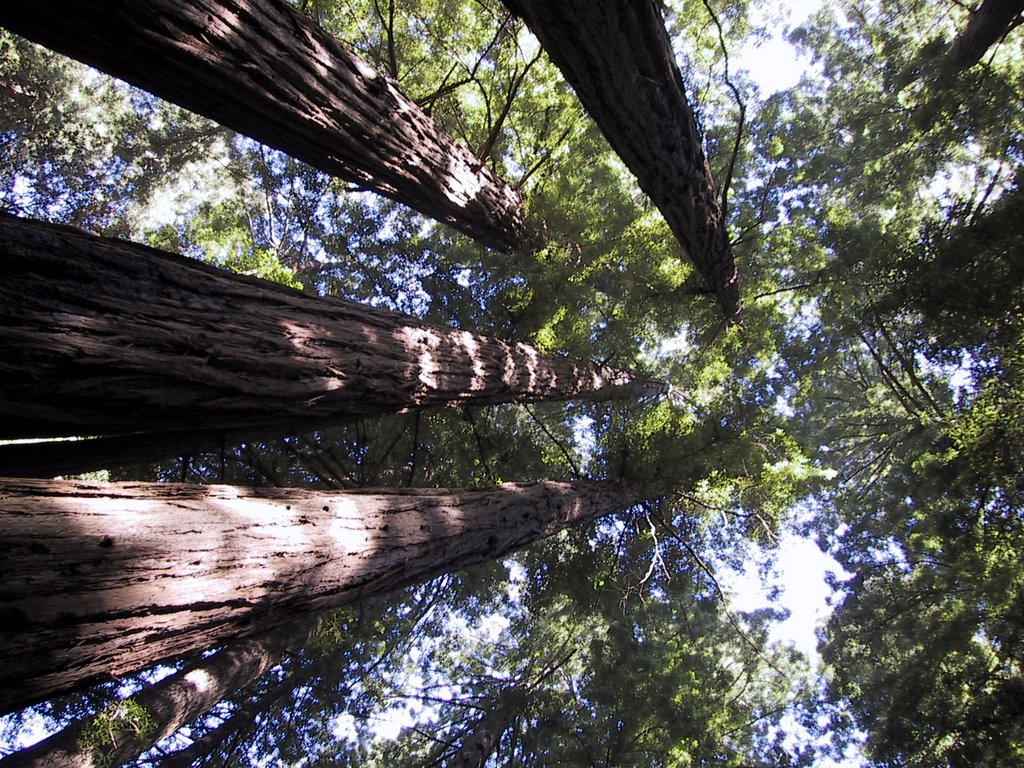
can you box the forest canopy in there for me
[0,0,1022,766]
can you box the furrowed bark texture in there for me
[501,0,740,320]
[949,0,1024,72]
[0,215,663,442]
[0,624,310,768]
[0,478,634,714]
[0,0,526,251]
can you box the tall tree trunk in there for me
[0,215,664,446]
[154,673,295,768]
[0,477,636,714]
[0,0,526,251]
[450,687,529,768]
[0,429,252,479]
[948,0,1024,73]
[0,623,312,768]
[500,0,740,320]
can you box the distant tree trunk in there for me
[155,674,295,768]
[501,0,740,320]
[0,429,250,479]
[0,0,526,251]
[450,687,528,768]
[948,0,1024,72]
[1,425,331,479]
[0,624,311,768]
[0,215,664,448]
[0,477,636,714]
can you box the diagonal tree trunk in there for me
[501,0,740,320]
[153,672,296,768]
[0,215,665,447]
[450,687,529,768]
[948,0,1024,73]
[0,623,312,768]
[0,429,255,479]
[0,477,637,714]
[0,0,526,251]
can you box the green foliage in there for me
[76,700,157,768]
[745,2,1024,764]
[0,32,221,234]
[147,199,304,290]
[348,534,799,768]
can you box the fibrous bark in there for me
[0,477,635,714]
[0,214,664,448]
[948,0,1024,73]
[0,624,311,768]
[0,0,526,251]
[501,0,740,320]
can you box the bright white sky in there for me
[735,0,824,95]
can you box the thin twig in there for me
[654,513,790,679]
[700,0,746,221]
[522,404,582,477]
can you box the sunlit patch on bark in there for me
[444,153,484,207]
[183,668,215,694]
[504,343,541,391]
[455,331,487,391]
[399,326,441,392]
[325,501,368,555]
[350,54,380,82]
[280,320,317,350]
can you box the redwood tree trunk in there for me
[0,623,311,768]
[0,428,256,479]
[948,0,1024,72]
[0,477,635,714]
[0,0,526,251]
[501,0,740,320]
[156,674,296,768]
[0,215,663,443]
[450,687,528,768]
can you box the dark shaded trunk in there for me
[0,624,311,768]
[0,0,526,251]
[0,429,257,479]
[450,687,529,768]
[949,0,1024,72]
[0,477,636,714]
[501,0,740,320]
[0,425,350,479]
[0,215,664,449]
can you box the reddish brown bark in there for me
[0,0,526,251]
[0,214,664,446]
[0,477,635,714]
[0,624,311,768]
[501,0,740,320]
